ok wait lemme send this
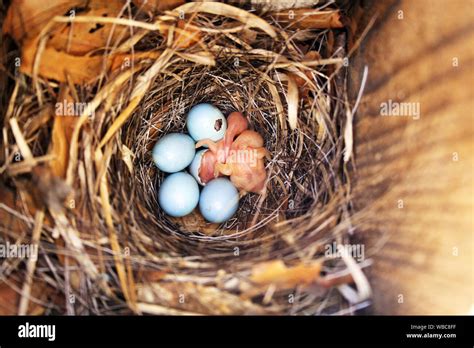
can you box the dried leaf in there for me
[250,260,322,288]
[0,279,50,315]
[20,36,106,84]
[21,36,159,83]
[2,0,84,43]
[8,0,150,84]
[50,88,78,177]
[47,0,129,55]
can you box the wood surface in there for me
[349,0,474,314]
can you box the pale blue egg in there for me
[158,172,199,217]
[186,103,227,142]
[152,133,195,173]
[199,178,239,223]
[189,149,207,185]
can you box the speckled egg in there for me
[158,172,199,217]
[186,103,227,142]
[152,133,195,173]
[199,178,239,223]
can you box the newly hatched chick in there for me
[215,130,270,195]
[196,111,248,161]
[198,149,219,184]
[196,112,270,194]
[196,111,249,183]
[220,111,249,161]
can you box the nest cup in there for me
[0,1,359,315]
[128,55,342,255]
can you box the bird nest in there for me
[0,1,370,315]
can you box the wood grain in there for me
[350,0,474,314]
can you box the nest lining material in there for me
[0,1,370,315]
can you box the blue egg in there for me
[199,178,239,223]
[186,103,227,142]
[152,133,195,173]
[159,172,199,217]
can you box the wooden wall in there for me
[350,0,474,314]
